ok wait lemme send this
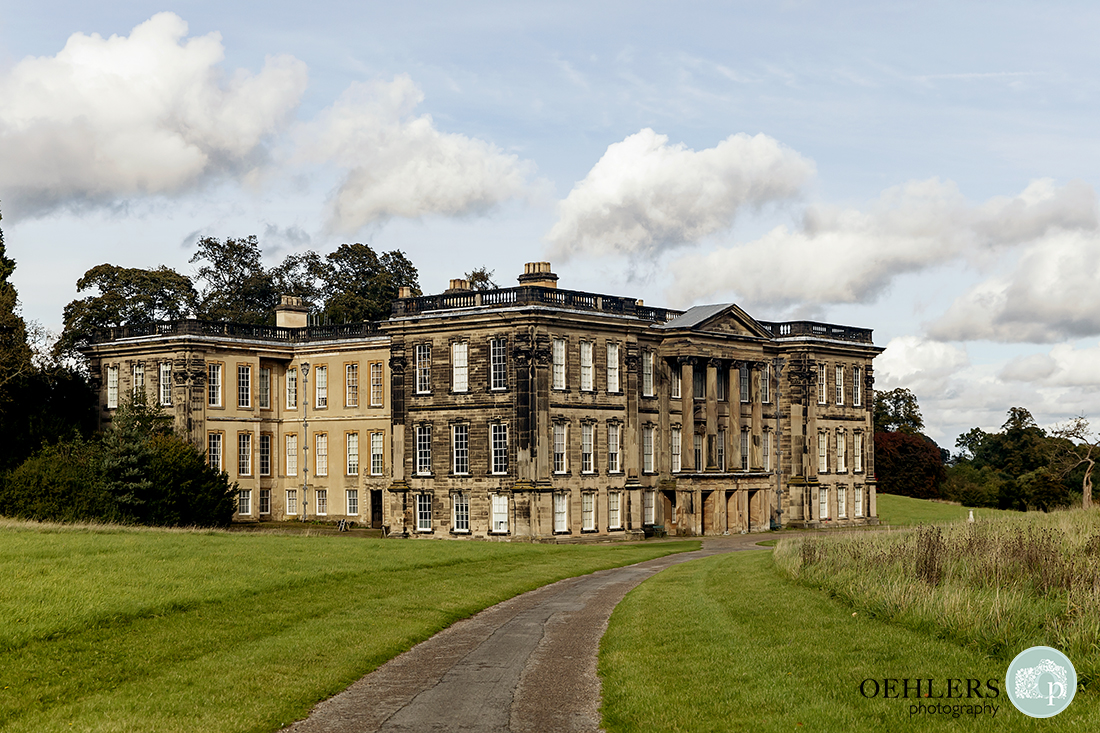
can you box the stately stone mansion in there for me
[83,262,883,539]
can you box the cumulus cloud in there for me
[928,230,1100,343]
[1000,342,1100,388]
[875,336,970,394]
[0,12,307,216]
[299,75,535,233]
[545,129,814,260]
[666,178,1097,308]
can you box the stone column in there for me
[679,356,694,471]
[705,359,719,470]
[751,362,763,470]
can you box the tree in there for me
[319,243,420,323]
[1049,416,1098,509]
[0,205,32,393]
[874,431,946,499]
[58,264,197,355]
[873,387,924,434]
[269,250,325,312]
[954,427,989,461]
[464,266,499,291]
[191,235,277,324]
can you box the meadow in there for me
[0,519,696,732]
[874,492,1021,526]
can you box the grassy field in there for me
[599,549,1099,732]
[875,493,1022,526]
[0,519,697,733]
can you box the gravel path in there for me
[284,536,763,733]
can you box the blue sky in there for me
[3,2,1100,446]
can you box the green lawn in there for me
[0,520,697,733]
[599,550,1098,732]
[875,493,1022,526]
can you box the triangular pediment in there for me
[655,303,772,339]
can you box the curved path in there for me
[285,536,763,733]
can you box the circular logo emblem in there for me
[1005,646,1076,718]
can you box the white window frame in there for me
[838,485,847,518]
[132,364,144,397]
[347,432,359,476]
[107,365,119,409]
[238,489,251,516]
[835,365,844,406]
[208,432,223,471]
[740,429,749,470]
[606,343,619,393]
[643,426,654,473]
[452,342,468,393]
[671,427,682,473]
[717,429,726,471]
[580,341,593,392]
[853,366,862,407]
[694,433,703,470]
[552,338,566,390]
[553,422,567,474]
[416,344,431,394]
[208,364,222,407]
[553,492,568,533]
[671,366,681,400]
[581,492,595,531]
[286,434,298,476]
[855,487,863,517]
[258,367,271,410]
[818,432,828,473]
[315,365,328,408]
[347,489,359,516]
[259,488,271,515]
[416,424,432,475]
[238,365,251,408]
[316,488,328,516]
[644,489,655,524]
[345,363,359,407]
[491,494,509,533]
[740,365,750,403]
[581,423,594,474]
[259,434,271,477]
[370,362,384,407]
[642,352,654,397]
[238,433,252,477]
[854,433,864,473]
[453,492,470,532]
[452,424,469,475]
[491,423,508,475]
[315,433,328,477]
[416,494,432,532]
[608,492,621,529]
[490,338,507,390]
[286,368,298,409]
[371,432,384,476]
[836,430,846,473]
[159,363,172,406]
[693,367,704,401]
[286,489,298,516]
[819,486,829,520]
[817,364,827,405]
[762,363,771,404]
[607,424,621,473]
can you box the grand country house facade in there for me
[83,262,883,539]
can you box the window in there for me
[582,492,595,531]
[132,364,144,397]
[370,362,384,406]
[855,487,863,517]
[238,490,251,516]
[671,365,681,399]
[643,426,654,473]
[238,365,251,408]
[259,434,271,477]
[451,424,469,475]
[286,434,298,476]
[347,490,359,516]
[740,429,749,470]
[854,433,864,473]
[159,363,172,406]
[608,492,621,529]
[452,342,468,392]
[316,489,328,516]
[818,432,828,473]
[693,367,705,400]
[580,341,593,391]
[717,429,726,470]
[259,489,270,515]
[258,367,271,409]
[347,432,359,476]
[286,368,298,409]
[817,364,827,405]
[838,486,847,518]
[208,364,222,407]
[416,494,432,531]
[416,344,431,394]
[853,366,862,407]
[554,492,568,532]
[371,432,384,476]
[552,338,565,390]
[490,338,507,390]
[607,424,621,473]
[694,434,703,470]
[607,343,619,393]
[315,433,328,476]
[315,365,328,408]
[491,423,508,475]
[286,489,298,515]
[553,423,567,473]
[671,428,682,472]
[740,365,750,403]
[345,363,359,407]
[836,430,846,472]
[453,492,469,532]
[238,433,252,476]
[644,490,655,524]
[581,423,593,473]
[416,425,432,475]
[717,369,727,402]
[208,432,223,471]
[642,352,654,396]
[491,494,509,533]
[107,366,119,409]
[835,365,844,405]
[819,486,829,520]
[762,363,771,404]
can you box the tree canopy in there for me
[873,387,924,434]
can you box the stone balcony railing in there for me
[391,285,683,323]
[757,320,874,344]
[88,319,380,344]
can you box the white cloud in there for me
[1000,342,1100,388]
[928,230,1100,343]
[665,178,1097,308]
[299,75,536,234]
[545,128,814,260]
[0,12,307,217]
[876,336,970,394]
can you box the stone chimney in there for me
[517,261,558,289]
[275,295,308,328]
[398,286,413,299]
[445,278,472,293]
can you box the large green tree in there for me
[0,206,32,397]
[872,387,945,499]
[191,235,277,324]
[873,387,924,434]
[318,243,420,323]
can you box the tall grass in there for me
[775,510,1100,689]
